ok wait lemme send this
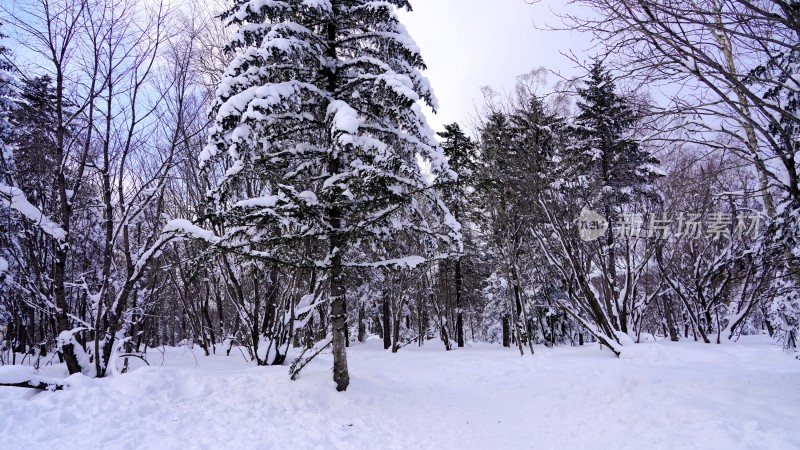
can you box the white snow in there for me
[0,184,67,241]
[297,190,318,205]
[164,220,220,244]
[0,365,39,384]
[350,255,427,269]
[234,195,280,209]
[1,337,798,449]
[0,366,66,389]
[327,100,360,146]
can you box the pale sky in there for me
[398,0,592,134]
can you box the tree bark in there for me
[329,241,349,391]
[664,296,679,342]
[325,1,349,392]
[382,292,391,350]
[54,63,82,376]
[357,303,366,343]
[392,315,400,353]
[455,258,464,347]
[502,315,510,348]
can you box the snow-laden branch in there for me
[0,185,66,241]
[0,365,67,391]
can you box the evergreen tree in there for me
[7,76,59,208]
[0,22,15,336]
[0,21,16,183]
[509,95,564,197]
[202,0,460,391]
[0,22,16,146]
[438,123,477,348]
[568,61,660,213]
[559,61,661,338]
[477,111,532,353]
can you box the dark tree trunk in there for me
[664,296,679,342]
[392,315,400,353]
[374,313,383,340]
[52,63,83,376]
[382,293,391,350]
[502,315,510,348]
[357,303,366,342]
[329,242,349,391]
[761,307,775,337]
[455,258,464,347]
[324,5,349,392]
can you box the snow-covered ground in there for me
[1,337,798,449]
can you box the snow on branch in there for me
[0,184,66,241]
[0,366,67,391]
[346,255,426,269]
[163,219,221,244]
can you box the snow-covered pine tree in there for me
[0,22,14,162]
[568,61,661,212]
[438,123,477,348]
[523,62,662,354]
[565,61,661,339]
[202,0,460,391]
[755,49,800,342]
[0,22,15,335]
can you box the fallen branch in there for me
[117,353,150,373]
[0,380,65,391]
[398,334,422,350]
[0,365,69,390]
[117,353,150,365]
[290,339,332,381]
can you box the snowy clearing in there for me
[1,337,798,450]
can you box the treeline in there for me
[0,0,797,388]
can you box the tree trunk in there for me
[382,293,391,350]
[664,296,679,342]
[391,315,400,353]
[53,65,82,376]
[455,258,464,347]
[324,5,349,392]
[357,303,366,342]
[502,315,510,348]
[329,241,349,391]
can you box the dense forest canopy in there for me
[0,0,797,391]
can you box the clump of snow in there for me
[326,100,360,146]
[164,220,220,244]
[351,255,426,269]
[297,190,318,205]
[234,195,279,209]
[57,329,95,377]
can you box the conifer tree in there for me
[438,123,477,348]
[202,0,460,391]
[0,22,16,182]
[560,61,661,339]
[7,77,60,206]
[0,22,15,331]
[569,61,661,214]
